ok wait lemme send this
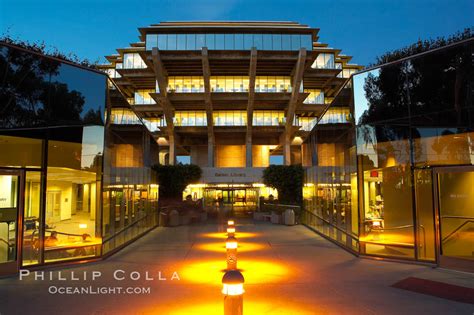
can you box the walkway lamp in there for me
[222,269,245,315]
[228,219,235,226]
[227,226,235,237]
[226,236,238,270]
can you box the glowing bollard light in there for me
[226,236,238,270]
[222,269,245,315]
[227,226,236,237]
[228,219,235,226]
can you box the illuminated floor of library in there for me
[0,218,473,315]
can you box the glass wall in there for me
[102,109,160,254]
[304,89,325,104]
[142,117,166,132]
[304,40,473,264]
[0,45,105,129]
[165,76,293,93]
[318,108,351,125]
[44,126,103,262]
[295,116,317,131]
[213,111,247,126]
[104,68,121,79]
[22,171,42,266]
[134,89,156,105]
[123,53,146,69]
[0,174,18,265]
[253,111,285,126]
[211,76,249,92]
[302,124,359,252]
[312,53,335,69]
[111,108,143,125]
[168,76,204,92]
[174,111,207,126]
[0,43,159,272]
[255,76,292,92]
[146,33,313,51]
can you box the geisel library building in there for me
[99,21,362,209]
[0,21,472,276]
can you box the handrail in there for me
[45,229,90,238]
[303,210,359,242]
[441,220,473,244]
[367,224,426,257]
[441,215,474,220]
[102,214,149,243]
[264,203,300,208]
[372,224,414,231]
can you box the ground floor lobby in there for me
[0,218,472,314]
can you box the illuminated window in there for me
[123,53,146,69]
[252,111,285,126]
[141,117,166,132]
[213,111,247,126]
[318,108,351,124]
[304,89,325,104]
[210,76,250,92]
[174,111,207,126]
[168,76,204,92]
[104,68,120,78]
[146,34,158,50]
[342,68,357,78]
[145,33,313,51]
[110,108,142,125]
[256,76,291,92]
[134,89,155,105]
[312,53,335,69]
[295,116,317,131]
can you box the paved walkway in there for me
[0,219,473,314]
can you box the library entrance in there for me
[202,185,260,215]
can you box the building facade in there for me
[100,21,362,211]
[0,42,159,276]
[302,39,474,272]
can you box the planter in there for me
[283,209,296,225]
[271,211,281,224]
[159,211,168,227]
[169,210,180,227]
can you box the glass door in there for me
[0,170,22,276]
[435,167,474,272]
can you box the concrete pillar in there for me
[143,130,151,167]
[208,134,215,167]
[169,134,176,165]
[283,132,291,165]
[245,133,252,167]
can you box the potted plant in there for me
[271,208,282,224]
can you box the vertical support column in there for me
[283,132,291,165]
[283,48,306,166]
[169,134,176,165]
[201,47,215,168]
[143,130,151,167]
[208,133,215,167]
[246,48,257,167]
[245,134,252,168]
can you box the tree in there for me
[262,164,304,205]
[368,27,473,68]
[152,164,202,202]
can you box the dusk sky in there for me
[1,0,473,66]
